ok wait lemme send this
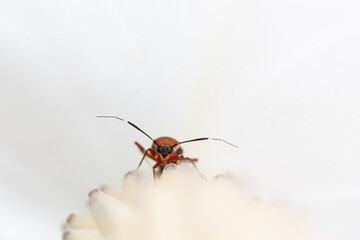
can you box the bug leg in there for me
[134,141,146,153]
[137,148,153,169]
[135,142,158,161]
[152,161,162,181]
[190,159,200,174]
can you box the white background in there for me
[1,0,359,239]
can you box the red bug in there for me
[97,116,238,178]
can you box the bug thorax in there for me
[156,145,174,160]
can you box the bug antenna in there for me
[96,115,159,146]
[172,137,238,148]
[211,138,238,148]
[97,115,124,121]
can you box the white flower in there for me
[63,164,318,240]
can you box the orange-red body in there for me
[135,136,198,176]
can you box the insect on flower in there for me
[97,116,238,179]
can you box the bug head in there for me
[157,145,174,160]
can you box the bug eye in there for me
[169,147,173,153]
[157,146,162,152]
